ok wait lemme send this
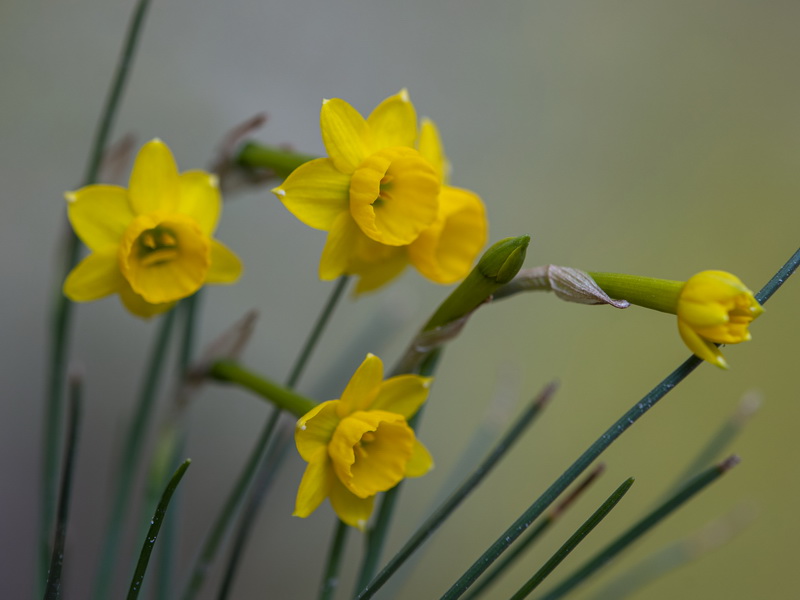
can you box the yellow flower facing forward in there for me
[677,270,764,369]
[293,353,433,529]
[590,269,763,369]
[63,140,242,317]
[273,90,487,293]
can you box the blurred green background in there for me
[2,0,799,598]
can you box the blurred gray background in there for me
[2,0,799,598]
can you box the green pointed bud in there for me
[423,235,530,332]
[478,236,531,284]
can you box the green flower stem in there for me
[92,310,177,600]
[39,0,152,589]
[235,141,317,179]
[440,245,799,600]
[510,478,635,600]
[424,236,530,332]
[154,293,202,600]
[209,361,316,417]
[461,464,606,600]
[354,349,441,594]
[183,277,349,600]
[318,521,350,600]
[43,376,82,600]
[355,381,557,600]
[393,236,530,376]
[588,272,683,314]
[539,457,739,600]
[127,459,192,600]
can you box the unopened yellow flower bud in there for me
[676,270,763,369]
[591,270,763,369]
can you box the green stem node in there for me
[235,142,316,179]
[209,360,317,417]
[588,272,683,314]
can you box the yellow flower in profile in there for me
[293,353,434,529]
[676,270,764,369]
[63,139,242,317]
[590,269,763,369]
[273,90,487,293]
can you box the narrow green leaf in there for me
[93,309,177,600]
[539,457,740,600]
[127,460,191,600]
[462,464,606,600]
[510,478,635,600]
[355,381,557,600]
[40,0,154,592]
[43,376,82,600]
[318,521,350,600]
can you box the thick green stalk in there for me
[539,458,739,599]
[126,460,191,600]
[43,377,82,600]
[439,247,799,600]
[235,141,316,179]
[355,381,557,600]
[588,272,683,314]
[209,361,316,416]
[93,310,177,600]
[510,478,635,600]
[39,0,153,589]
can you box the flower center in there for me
[118,213,211,304]
[137,226,180,267]
[349,147,440,246]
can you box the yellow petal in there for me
[678,300,730,328]
[293,449,334,518]
[349,147,440,246]
[206,239,243,284]
[63,251,122,302]
[177,170,221,235]
[65,185,134,251]
[351,250,409,295]
[678,318,728,369]
[367,89,418,151]
[408,186,487,283]
[320,98,370,174]
[118,213,210,304]
[418,118,450,184]
[128,139,181,214]
[405,440,434,478]
[338,354,384,417]
[329,476,375,530]
[371,375,432,419]
[319,213,361,281]
[273,158,350,231]
[117,278,175,318]
[295,400,341,462]
[329,411,413,498]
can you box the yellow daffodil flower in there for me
[676,270,764,369]
[63,139,242,317]
[273,90,487,293]
[293,353,433,529]
[590,269,763,368]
